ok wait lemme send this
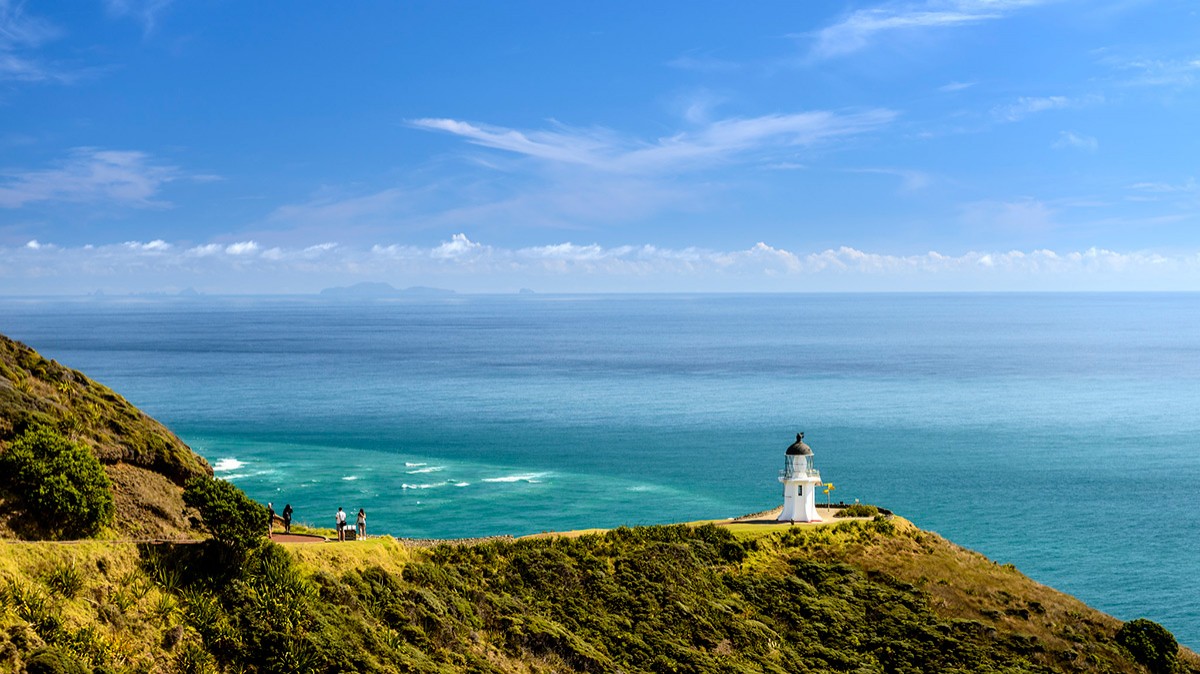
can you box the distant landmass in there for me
[319,282,455,297]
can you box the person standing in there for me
[336,507,347,541]
[267,503,275,539]
[282,503,293,534]
[356,508,366,539]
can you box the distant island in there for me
[319,282,456,297]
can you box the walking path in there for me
[269,533,327,544]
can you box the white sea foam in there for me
[222,473,246,480]
[404,462,427,467]
[212,458,244,472]
[406,466,443,474]
[481,472,550,484]
[401,482,445,490]
[341,476,358,481]
[453,482,469,487]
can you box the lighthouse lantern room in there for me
[778,432,822,522]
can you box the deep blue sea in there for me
[2,293,1198,646]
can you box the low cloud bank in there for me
[3,235,1198,294]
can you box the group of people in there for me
[335,506,367,542]
[266,502,294,538]
[264,502,366,542]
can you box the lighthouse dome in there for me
[785,433,812,456]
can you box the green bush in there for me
[0,426,114,539]
[1116,618,1181,674]
[23,646,88,674]
[182,476,268,552]
[834,503,880,518]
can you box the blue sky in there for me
[2,0,1199,293]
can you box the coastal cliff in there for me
[0,333,1195,673]
[0,333,210,539]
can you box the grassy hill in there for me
[0,333,211,539]
[1,520,1197,673]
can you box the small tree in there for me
[0,426,114,539]
[1116,618,1181,674]
[183,475,269,553]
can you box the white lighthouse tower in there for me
[778,432,822,522]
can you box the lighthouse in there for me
[778,432,822,522]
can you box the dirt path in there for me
[269,533,327,544]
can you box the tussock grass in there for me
[0,541,188,672]
[1,518,1196,673]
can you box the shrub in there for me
[182,476,268,553]
[834,503,880,518]
[1116,618,1181,674]
[23,646,87,674]
[0,426,114,539]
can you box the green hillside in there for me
[2,520,1197,673]
[0,333,210,540]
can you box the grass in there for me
[286,535,414,576]
[750,517,1200,672]
[1,519,1198,673]
[524,513,860,542]
[0,541,185,672]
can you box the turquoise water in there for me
[2,293,1198,646]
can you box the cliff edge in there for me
[0,333,211,539]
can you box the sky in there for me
[2,0,1200,293]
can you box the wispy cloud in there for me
[938,81,976,92]
[674,89,728,125]
[0,0,75,83]
[0,148,181,208]
[1124,178,1198,204]
[270,109,896,239]
[806,1,1052,61]
[5,235,1199,293]
[1052,130,1098,152]
[1127,179,1196,194]
[104,0,174,35]
[1109,55,1200,89]
[992,94,1100,122]
[411,109,896,174]
[0,1,59,49]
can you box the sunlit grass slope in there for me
[3,518,1197,673]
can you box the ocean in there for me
[1,293,1197,647]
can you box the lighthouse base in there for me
[777,479,822,523]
